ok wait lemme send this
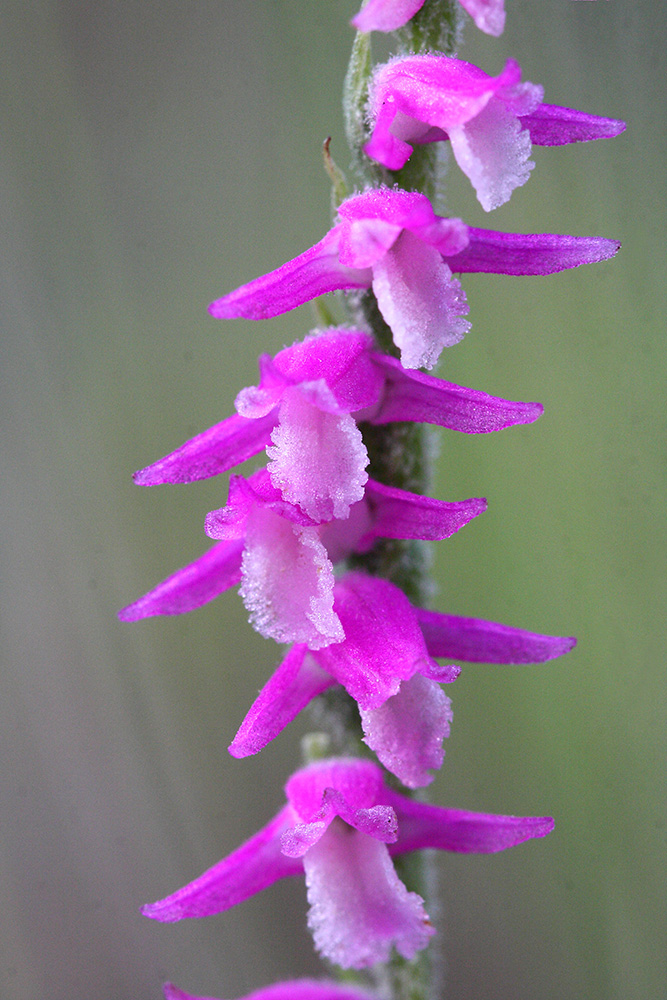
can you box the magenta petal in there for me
[303,819,434,969]
[388,793,554,854]
[371,354,543,433]
[521,104,626,146]
[206,470,317,541]
[269,329,384,414]
[364,478,486,543]
[164,982,379,1000]
[229,647,334,759]
[313,574,435,710]
[448,228,621,276]
[133,412,277,486]
[142,807,302,921]
[208,228,371,320]
[351,0,425,32]
[416,607,577,663]
[285,757,387,821]
[118,541,243,620]
[360,673,453,788]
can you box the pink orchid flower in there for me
[229,571,576,787]
[352,0,506,38]
[209,190,620,368]
[365,56,625,210]
[119,470,485,651]
[130,327,544,519]
[144,757,554,969]
[163,981,379,1000]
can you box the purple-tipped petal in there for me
[133,413,277,486]
[208,228,370,320]
[351,0,425,32]
[360,673,453,788]
[118,541,243,620]
[338,189,468,262]
[371,354,543,433]
[388,793,555,854]
[142,807,302,921]
[164,982,379,1000]
[416,607,577,663]
[303,819,434,969]
[448,228,621,275]
[229,647,334,759]
[285,757,387,821]
[521,104,626,146]
[364,479,486,543]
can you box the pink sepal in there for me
[163,981,379,1000]
[417,607,577,662]
[208,228,370,320]
[371,354,543,433]
[521,104,626,146]
[313,573,439,710]
[142,806,302,921]
[351,0,425,32]
[387,791,555,854]
[363,479,486,544]
[133,412,277,486]
[448,228,621,275]
[117,541,243,620]
[229,647,334,759]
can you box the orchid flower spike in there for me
[352,0,506,37]
[119,468,485,652]
[229,571,576,787]
[130,327,544,514]
[365,56,626,210]
[163,980,379,1000]
[209,190,620,367]
[144,757,555,970]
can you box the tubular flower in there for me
[352,0,506,37]
[119,469,485,652]
[143,757,555,970]
[130,327,544,512]
[229,571,576,787]
[365,55,626,210]
[163,981,379,1000]
[209,190,620,368]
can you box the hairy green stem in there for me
[306,4,463,997]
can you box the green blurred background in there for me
[1,2,665,999]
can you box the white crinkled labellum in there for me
[303,816,434,969]
[448,97,534,211]
[239,506,343,649]
[267,385,369,522]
